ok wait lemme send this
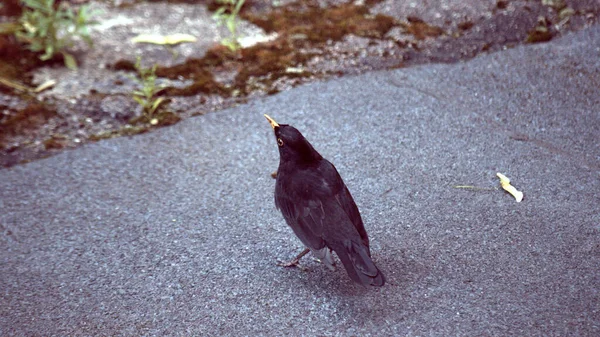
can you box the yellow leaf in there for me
[497,173,524,202]
[34,79,56,93]
[131,33,197,45]
[63,53,78,70]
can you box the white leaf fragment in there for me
[497,172,524,202]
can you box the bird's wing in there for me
[319,159,369,248]
[275,170,331,250]
[275,160,368,250]
[334,184,369,248]
[276,193,327,250]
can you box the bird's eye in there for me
[277,138,284,147]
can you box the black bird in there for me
[264,114,385,287]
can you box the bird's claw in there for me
[277,259,308,271]
[277,248,310,271]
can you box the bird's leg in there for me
[277,248,310,270]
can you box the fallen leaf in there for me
[497,173,524,202]
[34,79,56,93]
[238,33,278,48]
[131,33,197,45]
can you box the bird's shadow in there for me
[287,248,429,325]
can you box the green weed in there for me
[15,0,98,69]
[130,57,168,125]
[213,0,245,51]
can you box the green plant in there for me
[213,0,245,51]
[130,57,168,125]
[15,0,97,69]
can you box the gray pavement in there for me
[1,25,600,336]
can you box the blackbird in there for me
[264,114,385,286]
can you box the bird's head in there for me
[264,114,322,164]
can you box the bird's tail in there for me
[333,240,385,287]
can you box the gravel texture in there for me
[1,25,599,336]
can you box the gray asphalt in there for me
[2,26,599,336]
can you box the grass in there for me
[213,0,246,51]
[14,0,98,69]
[130,57,168,125]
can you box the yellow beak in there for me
[264,114,279,129]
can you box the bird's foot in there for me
[277,248,310,271]
[277,259,308,271]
